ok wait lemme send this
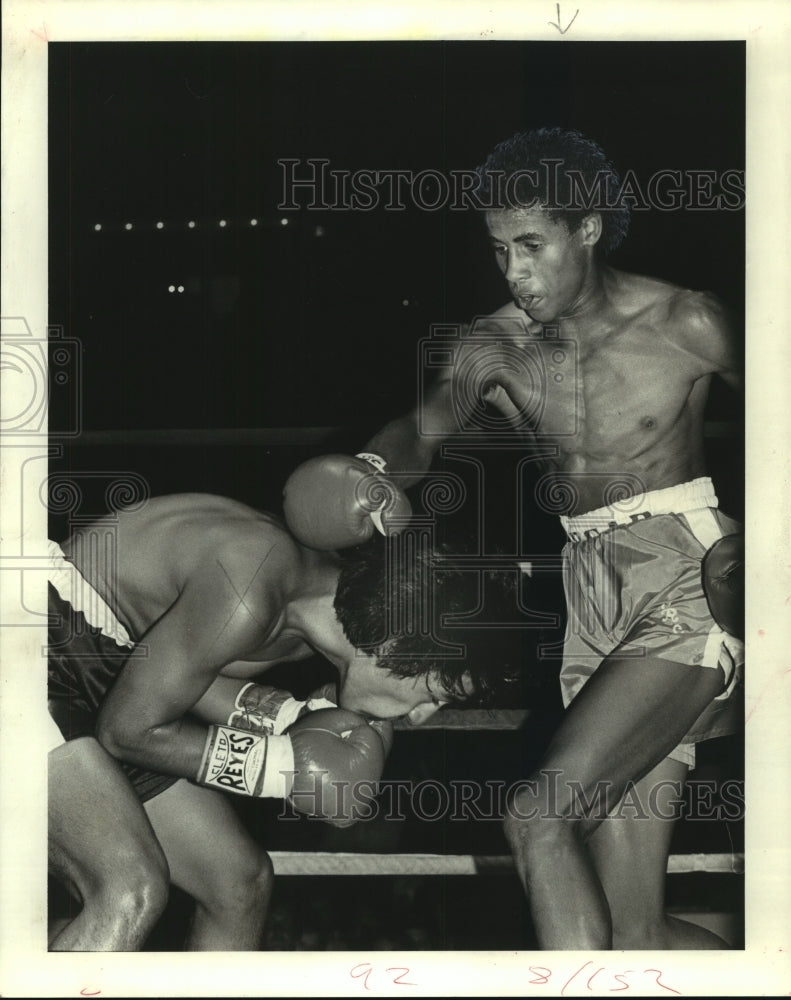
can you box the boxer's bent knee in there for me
[228,842,274,891]
[50,851,170,950]
[504,768,602,856]
[65,842,169,914]
[95,863,170,934]
[505,783,578,850]
[206,846,274,918]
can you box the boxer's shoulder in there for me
[181,529,299,645]
[608,275,728,348]
[615,275,723,327]
[205,516,302,580]
[162,498,303,600]
[662,287,735,372]
[607,269,684,313]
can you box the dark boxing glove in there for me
[702,533,744,640]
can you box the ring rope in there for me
[268,851,744,877]
[60,421,738,446]
[393,709,530,731]
[281,711,742,880]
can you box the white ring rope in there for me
[268,851,744,877]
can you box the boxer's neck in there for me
[282,548,349,661]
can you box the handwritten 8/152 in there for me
[349,961,681,994]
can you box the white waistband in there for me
[48,540,133,648]
[560,478,718,538]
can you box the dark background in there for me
[48,41,745,426]
[48,40,745,517]
[47,41,745,950]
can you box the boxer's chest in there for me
[490,325,699,452]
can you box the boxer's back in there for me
[63,494,293,640]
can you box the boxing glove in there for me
[305,681,393,754]
[282,453,412,550]
[287,707,391,825]
[702,533,744,640]
[196,707,390,827]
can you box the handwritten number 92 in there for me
[350,963,417,990]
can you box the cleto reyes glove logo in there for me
[205,728,263,792]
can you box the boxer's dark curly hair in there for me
[333,535,526,705]
[474,127,630,255]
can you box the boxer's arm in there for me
[190,674,254,724]
[363,375,461,488]
[679,291,743,394]
[96,555,281,778]
[364,309,541,484]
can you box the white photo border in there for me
[1,1,789,996]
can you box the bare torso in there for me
[63,493,319,671]
[476,268,731,514]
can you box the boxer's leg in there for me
[48,737,170,951]
[503,653,725,949]
[587,756,729,949]
[144,780,274,951]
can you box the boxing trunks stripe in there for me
[559,478,744,769]
[47,542,179,802]
[47,540,133,648]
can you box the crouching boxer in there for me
[48,476,520,951]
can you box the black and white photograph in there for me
[1,1,789,996]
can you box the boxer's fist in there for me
[282,453,411,550]
[702,533,744,640]
[286,707,389,825]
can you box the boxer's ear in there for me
[579,213,602,247]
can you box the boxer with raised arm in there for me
[48,481,518,951]
[320,127,744,949]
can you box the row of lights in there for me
[162,283,415,306]
[91,217,324,233]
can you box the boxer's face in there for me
[485,207,600,323]
[338,652,469,725]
